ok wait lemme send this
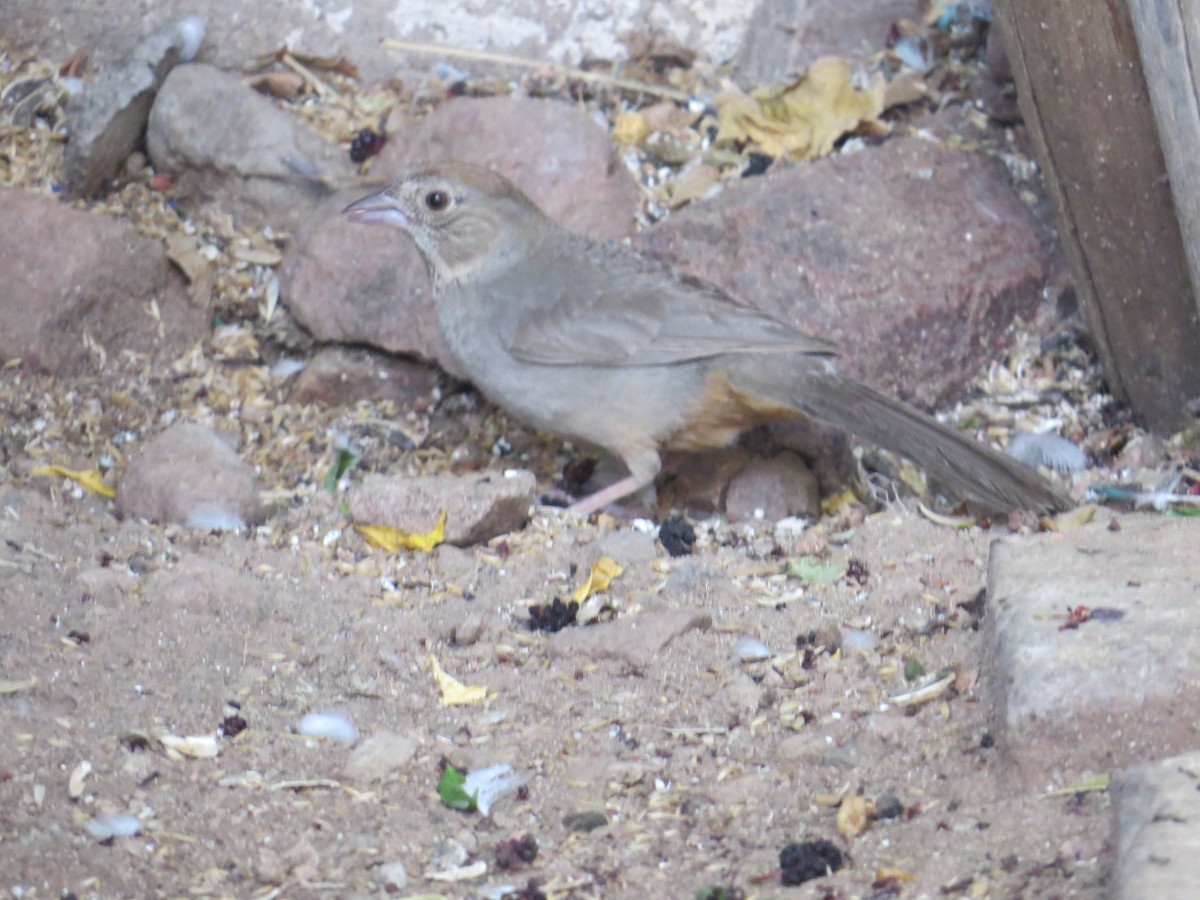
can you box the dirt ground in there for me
[1,387,1110,899]
[0,19,1120,898]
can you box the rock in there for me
[147,63,354,230]
[638,136,1049,409]
[342,730,418,781]
[1111,751,1200,900]
[715,674,766,726]
[656,447,753,513]
[346,471,536,546]
[282,95,638,370]
[546,608,712,669]
[448,612,485,647]
[983,515,1200,787]
[0,189,206,375]
[288,346,440,408]
[64,16,204,197]
[117,423,263,528]
[733,0,916,87]
[724,452,821,521]
[375,860,408,891]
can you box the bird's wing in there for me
[505,249,837,367]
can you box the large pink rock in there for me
[637,136,1050,408]
[281,95,639,371]
[0,189,207,375]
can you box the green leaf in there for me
[903,658,926,682]
[437,764,478,812]
[322,447,359,492]
[786,556,845,584]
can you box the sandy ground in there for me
[1,420,1109,898]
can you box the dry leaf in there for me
[1044,504,1096,532]
[874,866,918,888]
[716,57,886,161]
[231,245,283,266]
[164,232,216,307]
[666,162,720,208]
[820,488,860,516]
[247,71,306,99]
[67,761,92,799]
[837,794,875,840]
[31,465,116,499]
[160,733,221,759]
[0,676,38,694]
[917,501,976,529]
[613,111,648,145]
[291,51,361,79]
[357,509,447,553]
[430,655,487,706]
[883,69,928,110]
[573,556,624,603]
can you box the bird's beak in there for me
[342,189,408,229]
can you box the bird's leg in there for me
[567,449,660,517]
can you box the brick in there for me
[983,515,1200,787]
[1111,751,1200,899]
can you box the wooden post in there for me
[991,0,1200,433]
[1128,0,1200,323]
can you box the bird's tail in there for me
[727,358,1073,513]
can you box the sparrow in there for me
[344,161,1072,516]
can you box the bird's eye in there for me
[424,190,449,211]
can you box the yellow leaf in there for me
[613,111,648,145]
[820,488,859,516]
[31,465,116,499]
[356,509,447,553]
[874,867,917,886]
[1044,504,1096,533]
[429,655,487,706]
[917,501,976,529]
[716,57,886,161]
[836,794,875,840]
[572,556,624,604]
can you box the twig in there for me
[379,38,694,103]
[281,52,344,105]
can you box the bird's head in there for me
[342,162,547,285]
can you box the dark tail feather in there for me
[737,362,1073,513]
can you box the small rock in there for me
[724,451,821,521]
[116,423,263,528]
[376,860,407,890]
[874,792,904,819]
[297,712,358,744]
[343,730,417,780]
[347,471,536,547]
[147,63,354,229]
[449,613,485,647]
[546,608,712,669]
[64,16,204,196]
[715,674,765,726]
[655,446,752,513]
[282,95,638,369]
[288,347,439,408]
[85,812,142,840]
[562,810,609,833]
